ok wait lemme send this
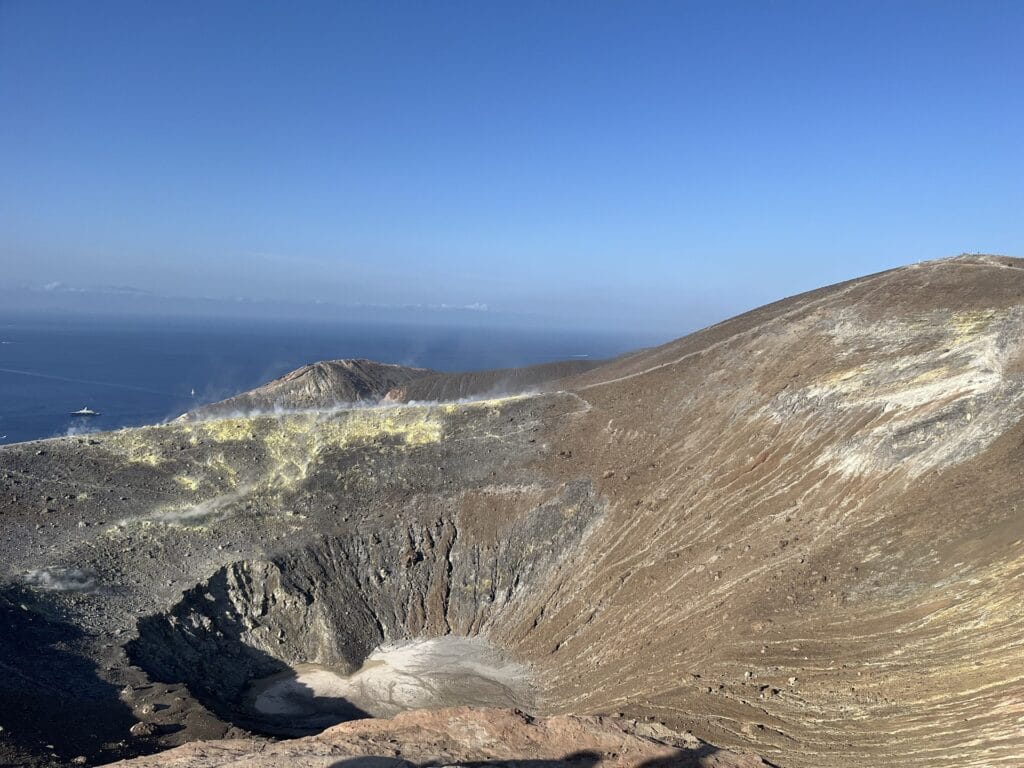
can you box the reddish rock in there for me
[103,707,768,768]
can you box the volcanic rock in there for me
[104,707,768,768]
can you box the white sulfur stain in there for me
[155,485,255,522]
[771,307,1024,478]
[22,566,97,591]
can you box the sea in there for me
[0,312,662,445]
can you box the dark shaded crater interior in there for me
[128,485,599,736]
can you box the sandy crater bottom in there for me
[245,636,534,730]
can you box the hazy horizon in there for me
[2,2,1022,333]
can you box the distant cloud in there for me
[26,282,490,314]
[37,282,153,296]
[349,300,489,312]
[93,285,155,296]
[416,302,489,312]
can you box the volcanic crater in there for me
[3,255,1024,768]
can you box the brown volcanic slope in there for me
[385,358,606,402]
[3,254,1024,768]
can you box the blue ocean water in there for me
[0,313,661,445]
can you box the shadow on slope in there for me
[0,585,135,766]
[327,745,732,767]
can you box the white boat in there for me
[69,407,100,417]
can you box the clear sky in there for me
[1,1,1022,333]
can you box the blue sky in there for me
[1,1,1022,333]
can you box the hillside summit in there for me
[2,254,1024,768]
[178,357,606,420]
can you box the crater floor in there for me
[245,637,533,729]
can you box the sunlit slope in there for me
[536,254,1024,766]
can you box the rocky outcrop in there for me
[104,707,770,768]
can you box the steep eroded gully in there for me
[126,488,600,736]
